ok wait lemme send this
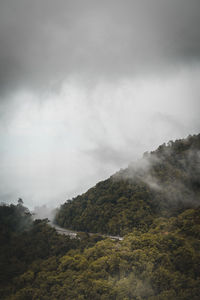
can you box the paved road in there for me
[51,223,123,241]
[51,223,77,238]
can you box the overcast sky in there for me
[0,0,200,208]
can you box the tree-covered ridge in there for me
[55,134,200,235]
[1,134,200,299]
[0,199,32,234]
[0,203,103,299]
[2,205,200,299]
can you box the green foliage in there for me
[1,134,200,299]
[55,134,200,235]
[2,208,200,299]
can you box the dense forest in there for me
[0,134,200,299]
[0,201,104,299]
[55,134,200,235]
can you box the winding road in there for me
[51,223,123,241]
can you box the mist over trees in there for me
[0,134,200,299]
[55,134,200,235]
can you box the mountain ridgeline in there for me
[55,134,200,235]
[1,134,200,299]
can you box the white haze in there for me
[0,0,200,209]
[0,68,200,208]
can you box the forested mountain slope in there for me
[55,134,200,235]
[0,202,103,299]
[1,134,200,299]
[1,202,200,299]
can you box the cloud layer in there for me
[0,0,200,208]
[0,0,200,94]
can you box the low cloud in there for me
[114,140,200,209]
[0,1,200,208]
[0,73,200,208]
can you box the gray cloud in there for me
[0,1,200,208]
[1,74,199,208]
[0,0,200,95]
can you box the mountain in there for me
[1,134,200,299]
[55,134,200,235]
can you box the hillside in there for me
[1,134,200,299]
[55,134,200,235]
[1,197,200,299]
